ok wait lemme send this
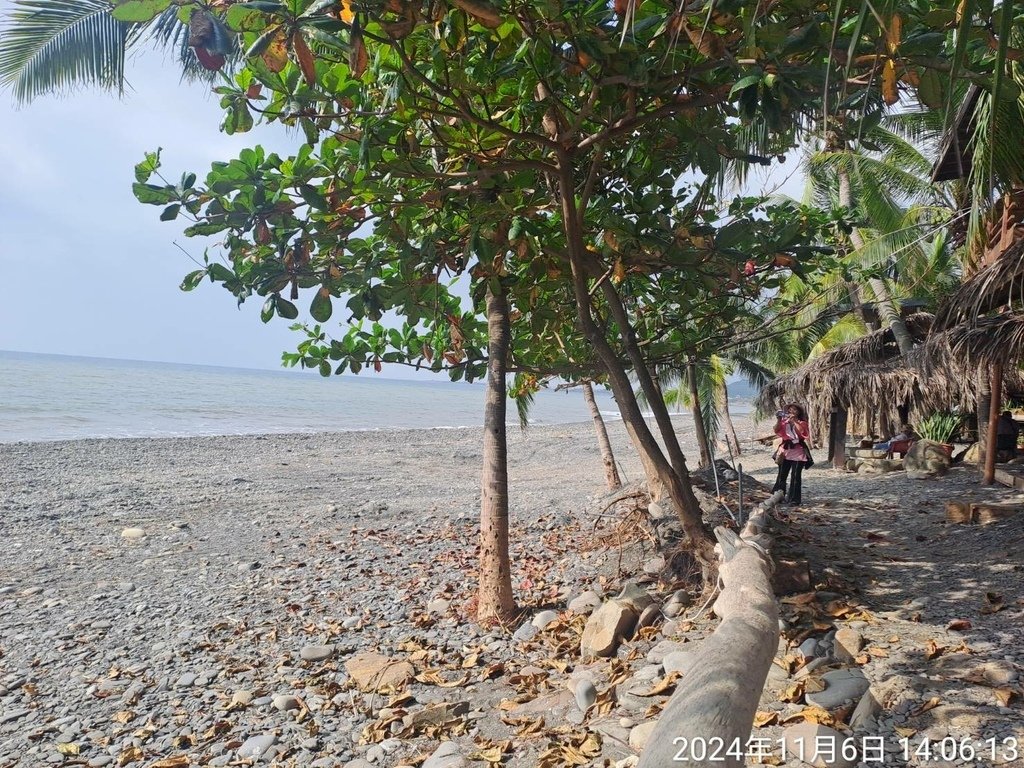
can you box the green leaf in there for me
[276,297,299,319]
[160,203,181,221]
[246,24,282,58]
[319,360,332,376]
[110,0,172,23]
[132,182,177,205]
[728,74,761,97]
[134,149,162,183]
[234,0,288,12]
[917,68,944,109]
[300,0,338,18]
[310,288,333,322]
[208,263,235,282]
[261,295,276,322]
[180,269,206,292]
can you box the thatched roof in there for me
[939,312,1024,368]
[934,237,1024,329]
[931,85,983,183]
[755,313,1014,439]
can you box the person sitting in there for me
[874,424,917,456]
[996,411,1019,458]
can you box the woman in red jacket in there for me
[772,403,811,506]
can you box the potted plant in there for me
[917,412,961,454]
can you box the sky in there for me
[0,8,806,376]
[0,36,311,371]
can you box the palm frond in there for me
[0,0,130,102]
[511,373,534,431]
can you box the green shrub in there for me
[917,412,961,444]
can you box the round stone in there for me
[299,645,334,662]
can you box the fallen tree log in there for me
[636,490,783,768]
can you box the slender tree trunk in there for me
[555,156,716,575]
[599,282,690,478]
[837,165,914,353]
[977,367,991,460]
[687,361,713,468]
[867,276,914,353]
[582,381,621,490]
[846,281,877,332]
[718,378,742,458]
[477,284,517,625]
[983,362,1004,485]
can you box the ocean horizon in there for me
[0,350,752,443]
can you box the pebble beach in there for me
[1,416,1023,767]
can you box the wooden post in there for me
[983,361,1004,485]
[830,408,848,469]
[636,491,783,768]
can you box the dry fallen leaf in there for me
[634,671,680,697]
[780,707,837,726]
[112,710,134,724]
[894,727,917,737]
[946,619,972,631]
[753,710,779,727]
[803,677,826,693]
[56,743,80,756]
[780,681,805,703]
[994,688,1018,707]
[150,757,190,768]
[924,640,945,660]
[909,696,941,717]
[118,746,144,766]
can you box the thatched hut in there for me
[757,313,1014,467]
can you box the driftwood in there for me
[636,490,783,768]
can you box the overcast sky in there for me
[0,10,805,375]
[0,35,315,371]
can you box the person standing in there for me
[773,403,811,506]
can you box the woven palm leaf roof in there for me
[755,313,1015,439]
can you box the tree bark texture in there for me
[637,491,783,768]
[983,361,1004,485]
[582,381,621,490]
[977,366,992,461]
[687,361,713,468]
[718,377,742,458]
[477,284,517,624]
[830,408,848,469]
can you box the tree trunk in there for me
[977,366,991,460]
[829,408,848,469]
[477,284,517,625]
[687,361,713,468]
[599,282,691,479]
[636,492,783,768]
[867,276,915,354]
[837,165,913,353]
[555,156,716,575]
[718,378,742,458]
[582,381,621,490]
[983,362,1004,485]
[846,281,878,332]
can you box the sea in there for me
[0,350,753,443]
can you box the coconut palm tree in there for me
[806,116,952,353]
[0,0,230,103]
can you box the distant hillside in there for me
[726,378,760,399]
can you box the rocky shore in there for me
[1,419,1022,767]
